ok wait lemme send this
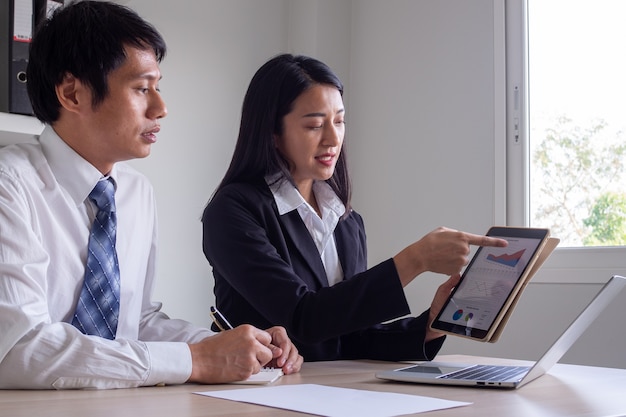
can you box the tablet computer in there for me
[430,226,555,342]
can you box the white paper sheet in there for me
[194,384,471,417]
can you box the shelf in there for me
[0,112,44,146]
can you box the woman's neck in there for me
[296,179,321,217]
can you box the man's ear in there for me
[55,73,88,113]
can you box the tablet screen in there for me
[431,227,549,340]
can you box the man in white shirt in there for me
[0,1,302,389]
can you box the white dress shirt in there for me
[0,126,214,389]
[267,175,346,286]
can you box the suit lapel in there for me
[280,210,329,287]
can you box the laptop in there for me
[376,274,626,389]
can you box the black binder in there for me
[1,0,35,115]
[1,0,63,116]
[1,1,14,114]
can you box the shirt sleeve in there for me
[0,321,194,389]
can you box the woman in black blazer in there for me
[202,54,507,362]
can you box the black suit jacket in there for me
[202,180,444,361]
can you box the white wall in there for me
[347,0,504,324]
[120,0,625,368]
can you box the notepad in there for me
[232,368,283,385]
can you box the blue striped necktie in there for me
[71,178,120,339]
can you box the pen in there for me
[210,306,233,331]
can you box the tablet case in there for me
[486,237,560,342]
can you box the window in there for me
[528,0,626,248]
[506,0,626,283]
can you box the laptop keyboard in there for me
[439,365,530,381]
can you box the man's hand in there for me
[187,324,302,384]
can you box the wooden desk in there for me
[1,355,625,417]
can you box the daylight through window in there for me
[527,0,626,247]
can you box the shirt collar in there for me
[265,173,346,218]
[40,125,117,207]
